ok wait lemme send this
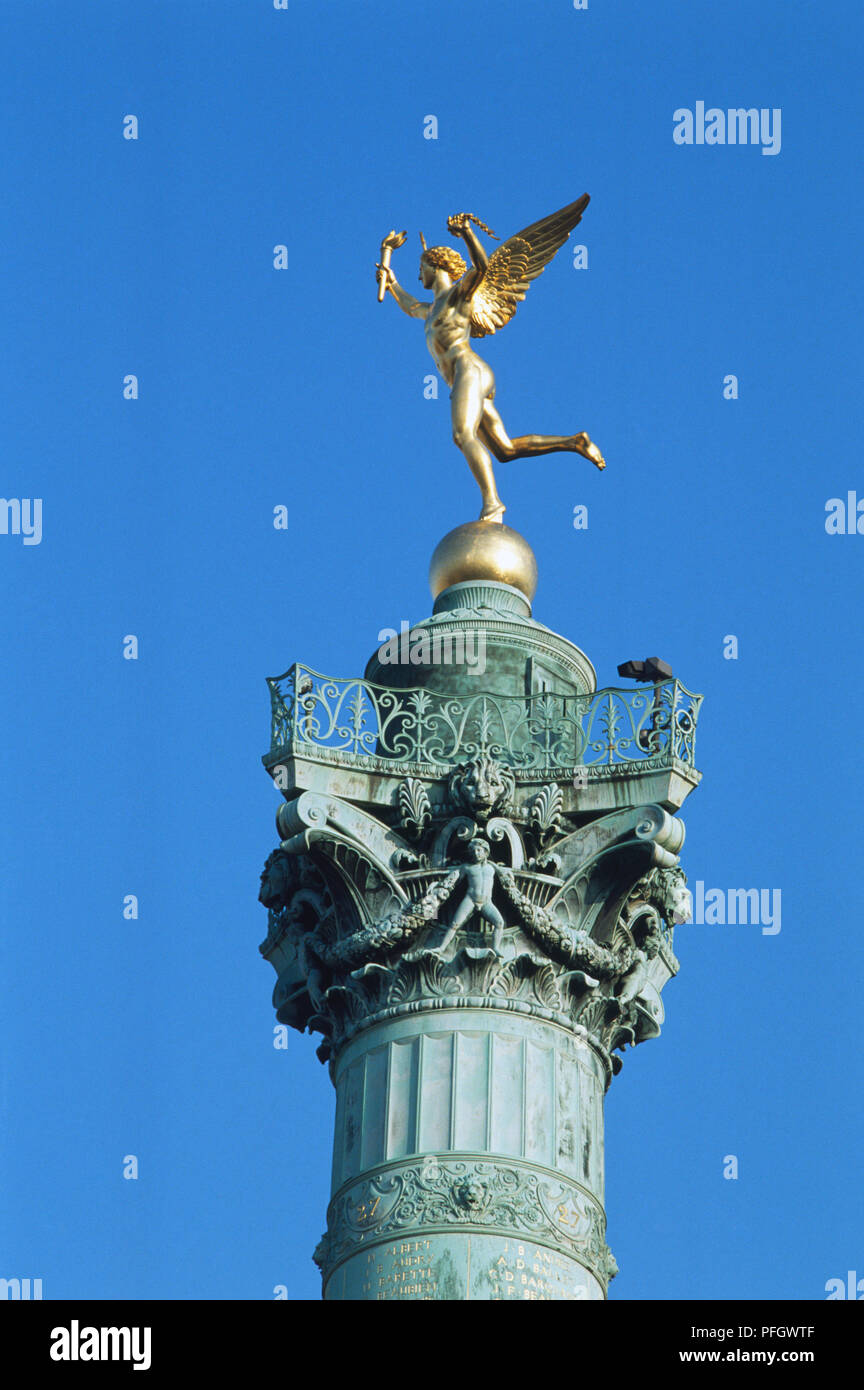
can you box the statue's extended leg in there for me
[481,902,506,957]
[481,402,605,471]
[451,372,506,521]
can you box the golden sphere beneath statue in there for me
[429,521,538,601]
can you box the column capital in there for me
[259,759,691,1073]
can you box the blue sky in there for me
[1,0,861,1300]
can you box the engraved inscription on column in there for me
[364,1242,439,1301]
[329,1232,604,1302]
[480,1240,592,1301]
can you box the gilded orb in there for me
[429,522,538,600]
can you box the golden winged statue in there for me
[377,196,605,523]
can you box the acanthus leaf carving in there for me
[396,777,432,842]
[529,782,563,848]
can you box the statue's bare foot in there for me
[572,433,606,470]
[478,499,506,523]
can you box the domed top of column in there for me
[364,520,596,696]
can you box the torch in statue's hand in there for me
[377,229,407,301]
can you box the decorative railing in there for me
[266,665,702,777]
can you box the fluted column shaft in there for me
[319,1007,611,1301]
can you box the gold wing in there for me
[468,195,590,339]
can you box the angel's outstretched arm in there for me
[448,216,489,272]
[378,265,430,319]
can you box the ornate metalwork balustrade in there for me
[266,664,702,778]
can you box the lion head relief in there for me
[448,755,515,823]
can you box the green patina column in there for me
[257,523,701,1301]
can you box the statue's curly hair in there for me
[421,244,467,281]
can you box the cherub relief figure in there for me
[437,839,505,956]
